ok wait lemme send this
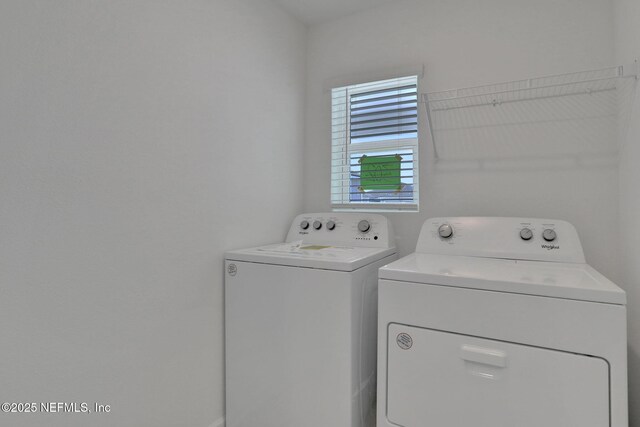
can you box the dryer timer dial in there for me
[438,224,454,239]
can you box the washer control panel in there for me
[417,217,585,263]
[286,213,394,248]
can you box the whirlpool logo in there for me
[541,244,560,251]
[227,263,237,276]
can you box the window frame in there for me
[331,76,420,212]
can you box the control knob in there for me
[542,229,557,242]
[358,220,371,233]
[313,220,322,230]
[438,224,454,239]
[520,228,533,241]
[326,220,336,231]
[300,220,309,230]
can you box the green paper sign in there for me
[358,154,403,192]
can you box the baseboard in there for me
[209,416,225,427]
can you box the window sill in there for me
[332,203,418,213]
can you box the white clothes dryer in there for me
[377,217,627,427]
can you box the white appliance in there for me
[225,213,397,427]
[377,217,627,427]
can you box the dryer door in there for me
[386,324,609,427]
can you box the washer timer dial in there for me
[358,220,371,233]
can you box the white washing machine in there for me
[225,213,397,427]
[377,217,627,427]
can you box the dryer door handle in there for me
[460,345,507,368]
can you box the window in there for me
[331,76,419,211]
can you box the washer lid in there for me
[226,243,396,272]
[379,253,626,305]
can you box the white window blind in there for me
[331,75,419,211]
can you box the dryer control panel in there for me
[416,217,585,263]
[285,213,395,248]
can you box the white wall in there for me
[304,0,621,283]
[615,0,640,424]
[0,1,306,426]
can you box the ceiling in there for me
[272,0,397,25]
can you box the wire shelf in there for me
[423,64,638,160]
